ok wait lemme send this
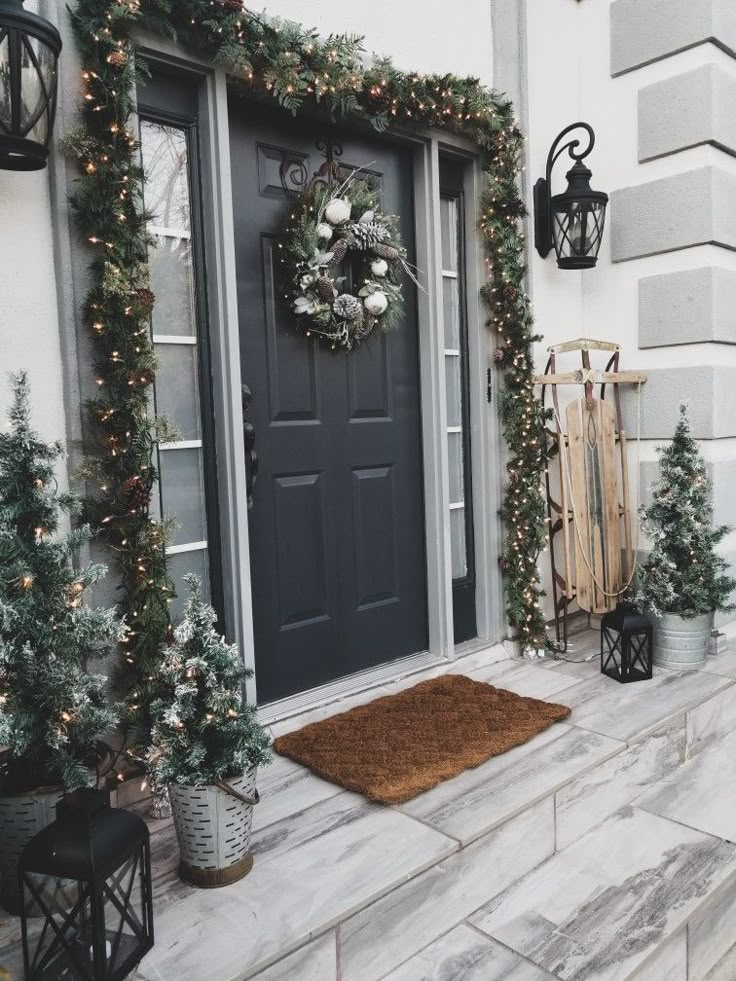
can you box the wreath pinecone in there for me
[329,238,350,267]
[351,221,389,250]
[371,242,400,262]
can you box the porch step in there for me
[125,647,736,981]
[461,722,736,981]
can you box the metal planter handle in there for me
[215,779,260,807]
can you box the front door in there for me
[229,100,428,704]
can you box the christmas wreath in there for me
[279,174,414,351]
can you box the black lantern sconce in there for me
[534,122,608,270]
[0,0,62,171]
[601,602,653,684]
[19,789,154,981]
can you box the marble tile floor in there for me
[3,633,736,981]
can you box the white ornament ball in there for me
[317,222,333,241]
[370,259,388,278]
[324,198,351,225]
[364,291,388,316]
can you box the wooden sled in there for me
[535,339,647,651]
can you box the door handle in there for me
[242,384,258,510]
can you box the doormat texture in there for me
[273,674,572,805]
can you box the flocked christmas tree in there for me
[148,576,270,787]
[638,404,736,618]
[0,373,124,791]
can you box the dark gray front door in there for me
[228,100,428,704]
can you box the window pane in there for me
[443,278,460,349]
[450,508,467,580]
[140,122,191,233]
[445,356,462,430]
[440,197,459,272]
[168,549,210,622]
[448,432,465,504]
[149,234,196,337]
[154,344,201,441]
[158,448,207,545]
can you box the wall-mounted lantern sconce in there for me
[534,122,608,270]
[0,0,62,171]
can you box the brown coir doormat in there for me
[273,674,571,805]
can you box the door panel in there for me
[229,99,427,703]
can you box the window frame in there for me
[136,91,225,627]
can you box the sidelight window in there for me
[440,172,476,644]
[139,115,219,621]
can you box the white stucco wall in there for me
[259,0,494,85]
[0,0,67,458]
[0,136,65,447]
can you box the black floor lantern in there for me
[0,0,62,171]
[19,789,154,981]
[601,603,653,684]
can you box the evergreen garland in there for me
[638,404,736,618]
[67,0,549,697]
[148,576,270,786]
[0,374,123,792]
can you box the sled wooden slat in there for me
[535,371,647,386]
[566,398,622,614]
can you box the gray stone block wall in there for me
[621,367,736,440]
[611,0,736,76]
[639,267,736,348]
[609,0,736,632]
[638,65,736,162]
[611,168,736,263]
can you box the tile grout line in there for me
[463,921,561,978]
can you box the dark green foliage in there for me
[0,374,122,792]
[638,405,736,618]
[148,577,270,786]
[68,0,549,677]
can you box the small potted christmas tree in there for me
[148,577,270,888]
[638,404,736,668]
[0,374,124,913]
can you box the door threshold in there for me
[257,637,504,727]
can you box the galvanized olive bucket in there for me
[653,612,712,671]
[0,786,63,915]
[169,767,259,888]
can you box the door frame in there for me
[131,35,506,708]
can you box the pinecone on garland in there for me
[134,287,155,314]
[121,475,149,510]
[328,238,350,266]
[371,242,400,262]
[221,0,243,9]
[317,276,336,303]
[351,221,389,250]
[106,50,128,69]
[503,284,518,301]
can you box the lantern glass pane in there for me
[102,852,149,977]
[21,875,96,980]
[552,200,606,262]
[19,34,55,142]
[0,31,11,133]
